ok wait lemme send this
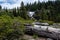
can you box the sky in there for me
[0,0,52,9]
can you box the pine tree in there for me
[0,5,2,10]
[20,1,29,19]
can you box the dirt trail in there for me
[23,35,53,40]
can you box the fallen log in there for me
[24,25,60,40]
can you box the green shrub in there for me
[39,20,54,25]
[0,15,25,40]
[33,34,38,39]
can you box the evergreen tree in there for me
[0,5,2,10]
[13,8,18,17]
[20,1,29,19]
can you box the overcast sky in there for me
[0,0,54,9]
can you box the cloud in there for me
[0,0,48,9]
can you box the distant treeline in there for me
[25,0,60,22]
[0,0,60,22]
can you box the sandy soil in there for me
[23,35,53,40]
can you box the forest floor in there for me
[23,34,53,40]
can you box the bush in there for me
[0,15,25,40]
[33,34,38,39]
[39,20,54,25]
